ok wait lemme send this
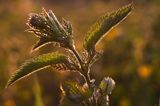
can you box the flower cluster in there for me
[27,8,73,51]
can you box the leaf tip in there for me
[5,79,14,88]
[126,2,134,12]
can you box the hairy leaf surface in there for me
[6,52,68,87]
[83,3,133,53]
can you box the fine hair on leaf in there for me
[83,3,133,55]
[6,52,69,87]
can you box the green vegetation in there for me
[6,3,133,106]
[1,0,159,106]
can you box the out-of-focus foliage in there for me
[0,0,160,106]
[33,76,44,106]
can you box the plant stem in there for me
[70,45,84,70]
[69,45,91,87]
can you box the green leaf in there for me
[61,81,92,103]
[83,3,133,53]
[51,63,76,71]
[6,52,68,87]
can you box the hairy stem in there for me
[70,45,84,70]
[69,45,91,87]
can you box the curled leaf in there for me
[31,37,53,52]
[83,3,133,54]
[6,52,68,87]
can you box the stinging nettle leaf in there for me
[51,63,76,71]
[6,52,68,87]
[83,3,133,53]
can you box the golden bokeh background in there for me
[0,0,160,106]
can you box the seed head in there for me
[28,13,48,31]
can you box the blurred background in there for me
[0,0,160,106]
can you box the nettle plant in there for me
[6,3,133,106]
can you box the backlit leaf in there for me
[6,52,68,87]
[83,3,133,54]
